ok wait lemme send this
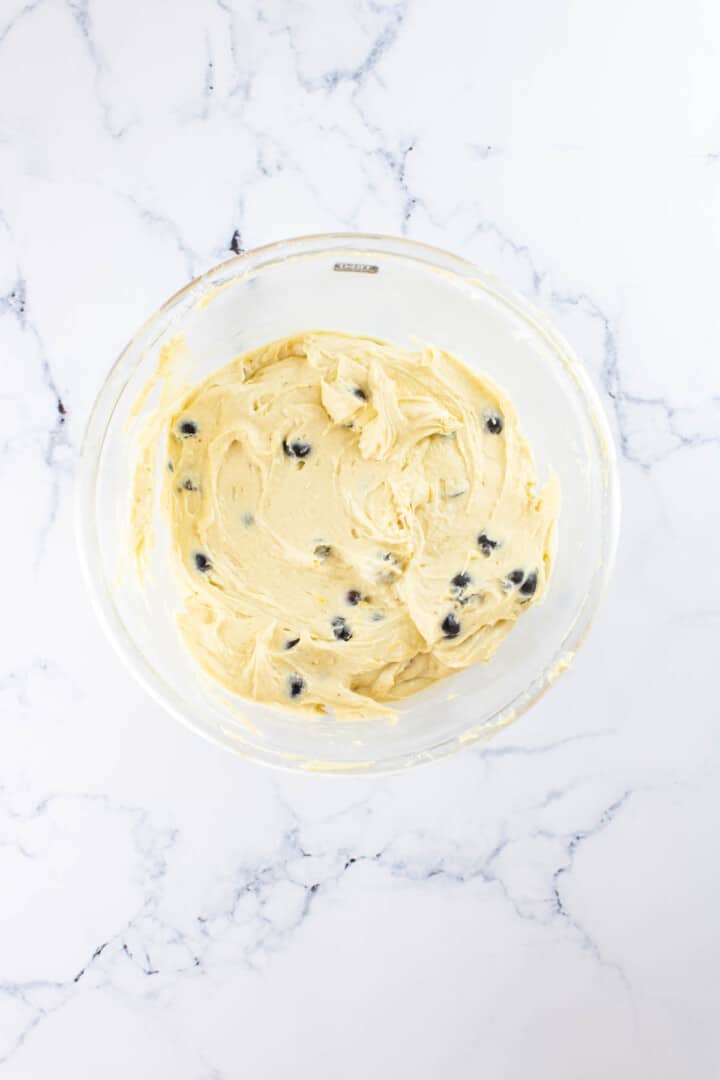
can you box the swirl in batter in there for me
[137,331,559,716]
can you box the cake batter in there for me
[134,331,559,716]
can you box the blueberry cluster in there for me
[477,532,498,557]
[506,569,537,597]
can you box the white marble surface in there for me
[1,0,719,1075]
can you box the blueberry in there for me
[451,572,471,590]
[180,420,198,437]
[288,674,305,698]
[314,544,332,559]
[441,613,461,639]
[283,438,312,459]
[353,387,368,400]
[194,552,211,572]
[331,616,353,641]
[506,569,524,586]
[477,532,498,557]
[242,512,255,526]
[485,414,503,435]
[346,589,363,605]
[285,637,300,650]
[376,551,402,584]
[519,571,538,597]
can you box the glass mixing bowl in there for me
[77,234,620,774]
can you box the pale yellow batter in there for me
[136,331,559,717]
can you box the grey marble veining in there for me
[1,0,719,1076]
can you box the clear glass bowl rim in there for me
[76,232,622,775]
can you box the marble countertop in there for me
[2,1,719,1076]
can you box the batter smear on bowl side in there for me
[132,331,560,717]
